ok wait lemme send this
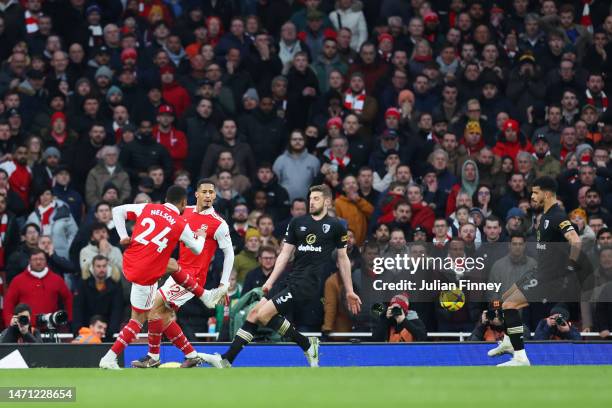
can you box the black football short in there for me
[267,284,316,316]
[515,268,579,303]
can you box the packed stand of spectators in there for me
[0,0,611,343]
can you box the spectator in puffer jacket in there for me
[26,188,78,260]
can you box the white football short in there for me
[158,276,195,311]
[130,282,159,312]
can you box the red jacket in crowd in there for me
[410,201,435,234]
[0,160,31,209]
[162,81,192,118]
[492,139,534,162]
[153,125,188,172]
[3,268,73,327]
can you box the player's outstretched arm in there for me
[112,203,146,244]
[180,223,206,255]
[262,242,295,294]
[337,247,362,315]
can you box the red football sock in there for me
[164,321,195,356]
[171,268,204,297]
[111,319,143,354]
[148,318,164,356]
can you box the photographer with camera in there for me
[372,294,427,342]
[0,304,42,343]
[468,301,531,342]
[534,304,581,341]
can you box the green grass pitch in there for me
[1,366,611,408]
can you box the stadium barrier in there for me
[2,341,612,368]
[46,331,608,342]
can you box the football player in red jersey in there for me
[99,186,225,369]
[131,179,234,368]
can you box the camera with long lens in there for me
[17,315,29,326]
[371,303,385,318]
[36,310,68,330]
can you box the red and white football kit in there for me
[159,206,233,310]
[112,202,205,312]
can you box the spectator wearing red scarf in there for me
[40,112,78,152]
[152,104,187,172]
[3,249,73,328]
[559,126,579,163]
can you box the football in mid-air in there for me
[439,289,465,312]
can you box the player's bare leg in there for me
[488,284,530,366]
[201,298,319,368]
[100,309,148,369]
[132,295,203,368]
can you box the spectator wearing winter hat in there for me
[368,128,405,176]
[503,205,525,234]
[51,166,84,225]
[234,228,262,284]
[94,65,113,95]
[105,86,123,110]
[377,32,394,62]
[152,104,188,173]
[31,147,60,199]
[39,112,78,152]
[159,64,191,118]
[534,303,581,340]
[569,207,596,253]
[120,47,138,70]
[458,121,487,166]
[492,119,534,162]
[532,135,562,179]
[372,293,427,342]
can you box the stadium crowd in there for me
[0,0,611,343]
